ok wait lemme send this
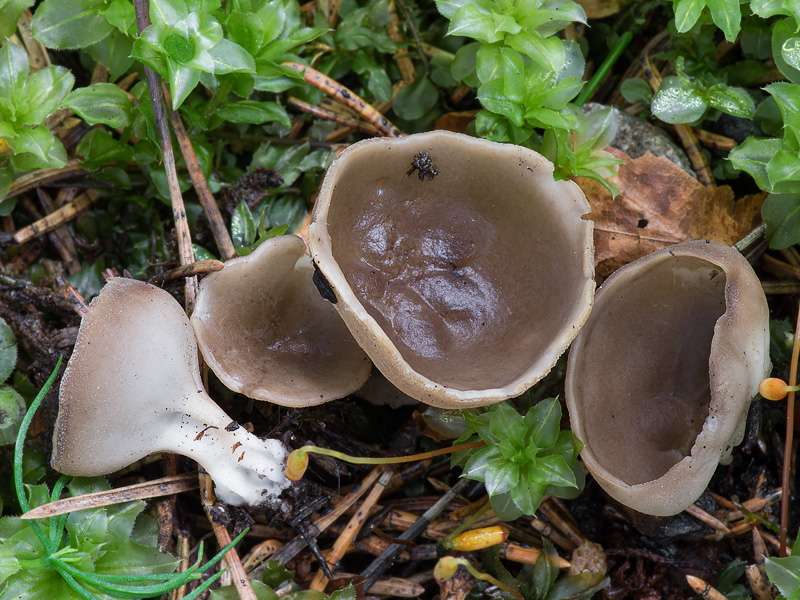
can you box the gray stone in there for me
[582,103,695,177]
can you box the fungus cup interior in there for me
[310,131,594,406]
[191,235,371,406]
[566,239,770,516]
[574,256,725,485]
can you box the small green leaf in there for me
[0,387,25,445]
[31,0,113,49]
[0,0,35,38]
[101,0,137,35]
[17,66,74,126]
[619,78,653,104]
[393,76,438,121]
[0,42,28,102]
[530,454,577,488]
[489,491,525,521]
[526,398,561,449]
[764,556,800,600]
[435,0,472,19]
[705,84,755,118]
[167,59,202,109]
[506,30,565,73]
[651,76,707,124]
[216,100,290,127]
[7,126,60,164]
[483,461,520,496]
[782,37,800,71]
[209,38,256,74]
[706,0,741,41]
[729,136,782,191]
[673,0,705,33]
[86,30,135,80]
[447,4,504,43]
[509,478,546,515]
[150,0,188,25]
[545,572,609,600]
[232,200,257,248]
[0,317,17,383]
[768,150,800,193]
[76,129,134,171]
[774,18,800,84]
[760,193,800,249]
[462,445,505,480]
[64,83,133,128]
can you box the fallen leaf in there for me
[435,110,478,134]
[574,149,765,278]
[575,0,621,19]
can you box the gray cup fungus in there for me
[54,278,290,507]
[308,131,594,408]
[191,235,371,406]
[565,240,770,517]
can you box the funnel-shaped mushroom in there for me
[308,131,594,408]
[565,240,770,516]
[191,235,371,406]
[53,278,290,507]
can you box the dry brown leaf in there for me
[574,149,765,279]
[435,111,478,134]
[575,0,621,19]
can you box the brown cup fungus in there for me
[53,278,290,507]
[191,235,371,406]
[565,240,770,516]
[308,131,594,408]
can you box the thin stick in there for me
[149,259,225,283]
[134,0,198,313]
[693,128,736,152]
[7,159,85,200]
[387,1,416,85]
[310,467,396,591]
[780,295,800,555]
[282,62,402,137]
[167,97,237,261]
[14,190,99,244]
[36,189,81,274]
[241,539,283,573]
[198,472,257,600]
[745,564,774,600]
[267,466,384,568]
[21,473,199,519]
[641,55,715,189]
[287,97,380,135]
[686,575,731,600]
[360,477,471,592]
[333,573,425,597]
[685,503,731,534]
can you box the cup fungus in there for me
[565,239,770,516]
[53,277,290,507]
[308,131,594,408]
[191,235,371,406]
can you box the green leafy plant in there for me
[0,41,74,190]
[650,56,755,124]
[451,399,584,521]
[0,316,23,448]
[435,539,608,600]
[765,540,800,600]
[0,359,247,600]
[436,0,626,196]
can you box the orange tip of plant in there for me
[285,450,309,481]
[759,378,799,401]
[443,526,509,551]
[433,556,460,583]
